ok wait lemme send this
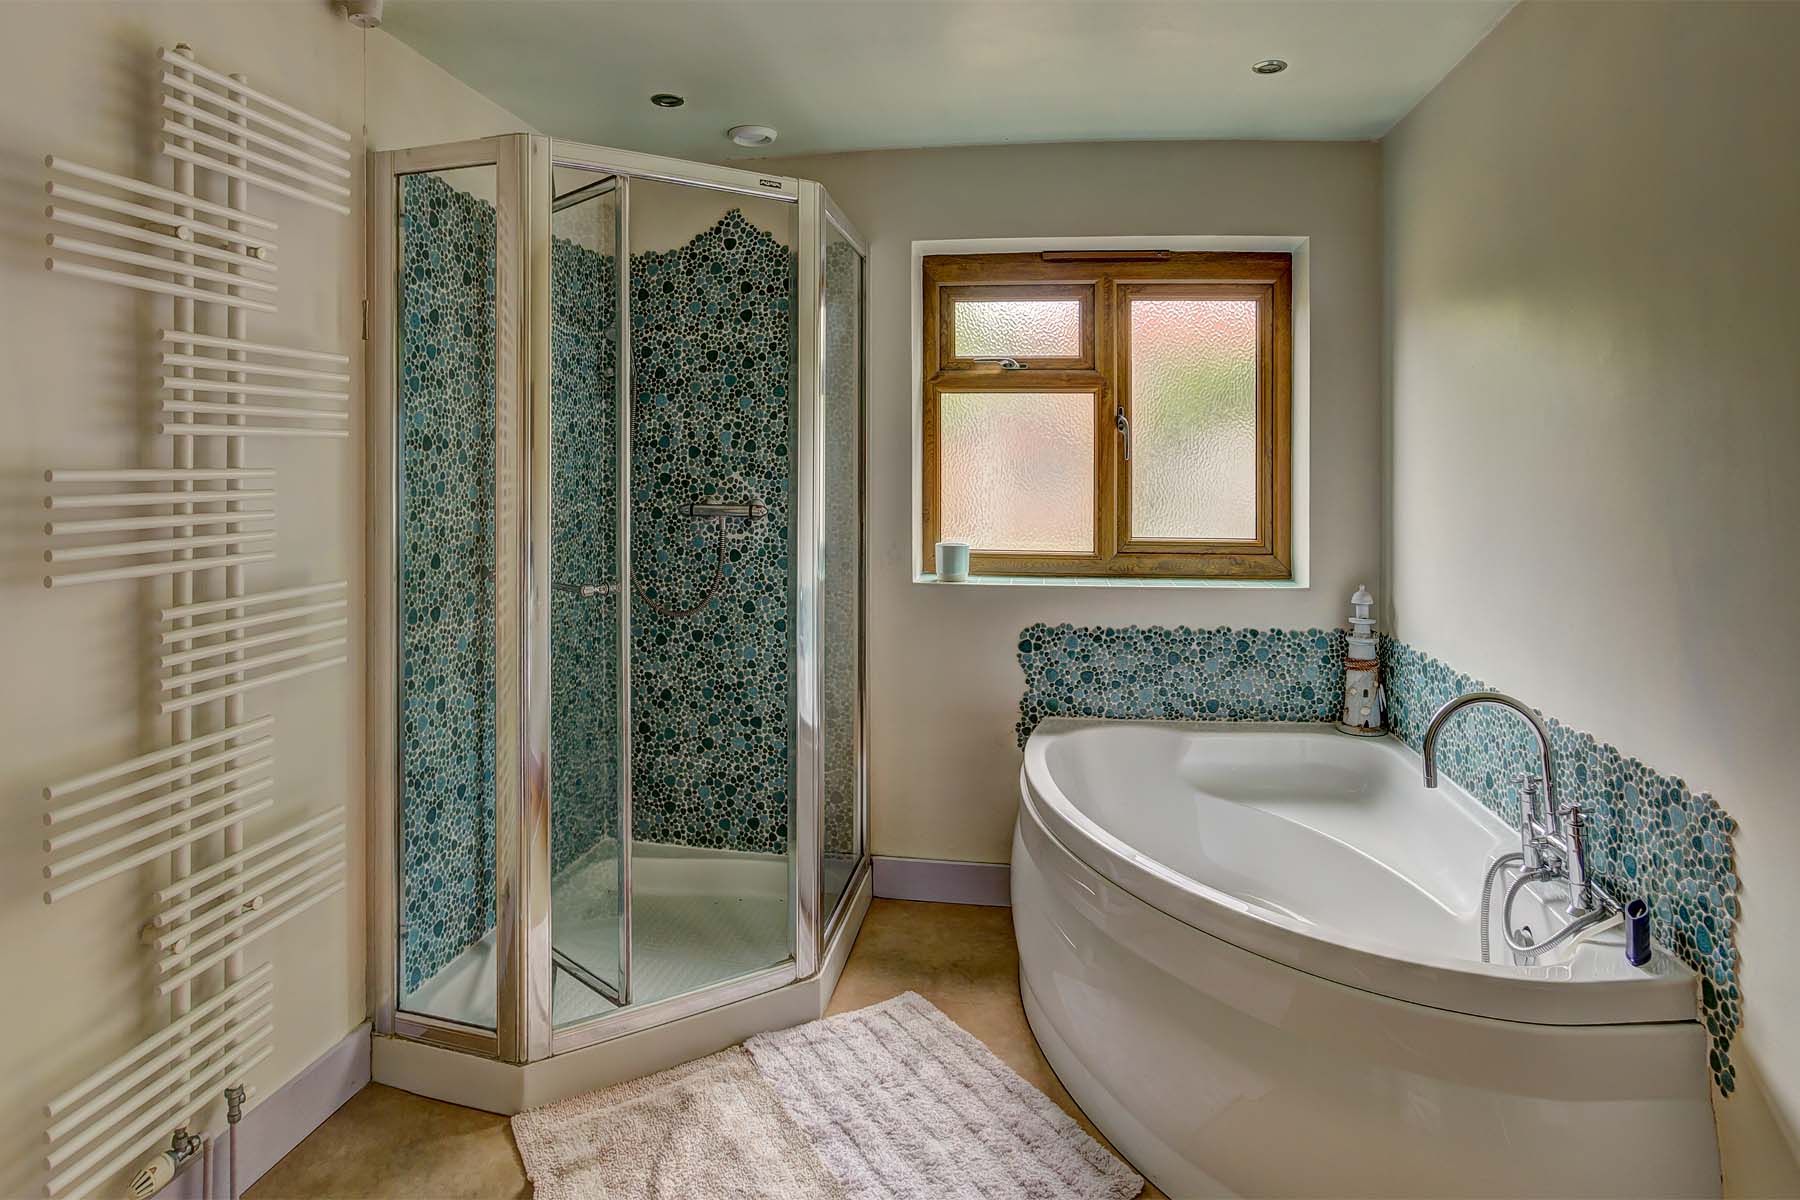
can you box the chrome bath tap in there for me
[1422,691,1619,961]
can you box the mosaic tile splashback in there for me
[1381,636,1741,1094]
[628,208,795,854]
[1015,624,1344,745]
[398,171,498,993]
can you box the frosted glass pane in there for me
[954,300,1080,359]
[397,166,498,1030]
[820,222,862,920]
[940,392,1093,553]
[1129,298,1257,540]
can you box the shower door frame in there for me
[543,140,818,1058]
[369,134,872,1067]
[810,185,872,949]
[367,134,543,1063]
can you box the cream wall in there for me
[0,5,524,1198]
[1382,2,1800,1192]
[754,142,1383,865]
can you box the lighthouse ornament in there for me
[1336,584,1387,736]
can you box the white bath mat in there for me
[511,1046,847,1200]
[747,991,1143,1200]
[511,992,1143,1200]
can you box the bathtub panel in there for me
[1013,809,1720,1198]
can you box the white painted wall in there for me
[1382,2,1800,1191]
[754,142,1383,865]
[0,5,525,1197]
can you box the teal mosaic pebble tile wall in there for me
[1381,636,1741,1094]
[627,210,795,855]
[398,172,499,992]
[549,233,621,876]
[1015,624,1344,746]
[1014,620,1741,1093]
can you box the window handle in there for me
[974,356,1027,370]
[1115,406,1131,462]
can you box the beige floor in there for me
[248,898,1165,1199]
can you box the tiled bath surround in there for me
[1014,623,1741,1093]
[1381,638,1741,1094]
[1015,624,1344,746]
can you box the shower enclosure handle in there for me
[554,581,615,599]
[478,566,615,600]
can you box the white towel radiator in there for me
[36,42,351,1200]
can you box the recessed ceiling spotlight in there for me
[727,125,778,148]
[650,93,685,108]
[1252,58,1288,75]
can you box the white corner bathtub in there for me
[1013,719,1720,1199]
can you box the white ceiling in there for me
[382,0,1514,160]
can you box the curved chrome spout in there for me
[1421,690,1556,816]
[1423,690,1609,919]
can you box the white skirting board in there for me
[871,856,1011,907]
[171,1021,372,1199]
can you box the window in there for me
[922,251,1292,579]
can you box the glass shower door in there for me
[616,174,797,1006]
[545,165,800,1023]
[547,169,629,1024]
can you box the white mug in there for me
[935,540,971,582]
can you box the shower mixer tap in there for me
[686,500,767,521]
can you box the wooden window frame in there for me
[922,251,1292,580]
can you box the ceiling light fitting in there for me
[1252,58,1288,75]
[338,0,383,28]
[650,93,685,108]
[727,125,778,148]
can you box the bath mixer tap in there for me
[1512,774,1550,874]
[1421,691,1604,920]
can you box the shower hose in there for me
[1478,851,1525,963]
[632,513,729,619]
[1479,849,1621,963]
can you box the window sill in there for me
[912,573,1305,590]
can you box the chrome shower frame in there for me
[365,135,870,1075]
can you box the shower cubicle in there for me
[364,134,867,1091]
